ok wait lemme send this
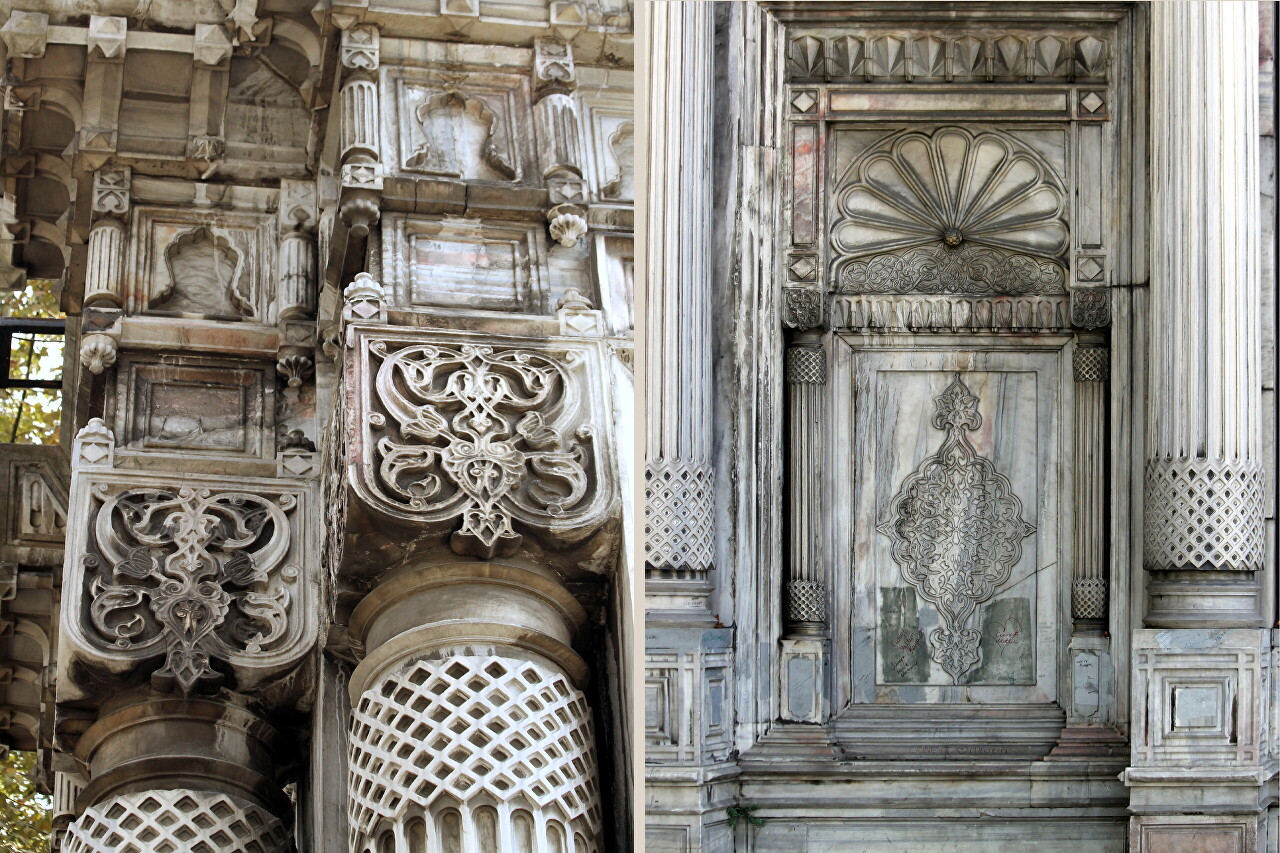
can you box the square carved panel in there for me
[385,68,533,183]
[113,355,273,460]
[130,206,276,322]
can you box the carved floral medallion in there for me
[877,376,1036,683]
[356,336,613,558]
[833,127,1068,295]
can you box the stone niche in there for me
[130,206,277,322]
[382,214,549,314]
[384,68,534,184]
[779,13,1121,760]
[110,354,275,462]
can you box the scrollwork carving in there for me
[877,377,1036,683]
[356,337,613,558]
[62,475,314,698]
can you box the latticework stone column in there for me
[644,0,715,581]
[785,341,827,634]
[63,790,289,853]
[345,562,601,853]
[1144,0,1266,629]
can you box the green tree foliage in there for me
[0,750,51,852]
[0,282,63,446]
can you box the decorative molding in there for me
[877,377,1036,683]
[534,36,576,95]
[91,168,130,218]
[348,654,601,851]
[839,245,1065,295]
[349,332,615,558]
[834,293,1070,332]
[785,30,1109,82]
[832,127,1068,295]
[64,789,287,853]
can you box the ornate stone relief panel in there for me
[840,346,1063,701]
[130,206,277,322]
[830,126,1069,295]
[110,355,274,461]
[344,327,618,561]
[385,69,534,184]
[381,214,548,314]
[582,99,633,202]
[59,468,317,698]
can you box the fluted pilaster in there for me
[1072,346,1108,626]
[644,1,715,579]
[83,219,125,309]
[786,343,827,633]
[1144,0,1265,627]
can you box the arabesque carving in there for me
[877,376,1036,683]
[62,475,314,697]
[353,335,613,558]
[832,127,1068,295]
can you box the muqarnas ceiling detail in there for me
[833,127,1068,295]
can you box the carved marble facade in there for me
[0,1,632,851]
[645,3,1278,853]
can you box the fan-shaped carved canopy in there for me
[833,127,1068,295]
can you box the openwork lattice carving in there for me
[1072,577,1107,620]
[1143,459,1265,571]
[360,341,610,558]
[787,579,827,624]
[644,459,714,574]
[348,655,600,849]
[833,127,1068,295]
[877,377,1036,683]
[786,347,826,384]
[63,789,288,853]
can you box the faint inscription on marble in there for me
[879,586,929,683]
[964,597,1033,685]
[410,233,528,312]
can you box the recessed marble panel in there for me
[383,215,547,315]
[114,356,272,460]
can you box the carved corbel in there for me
[78,334,117,376]
[342,272,387,332]
[337,25,383,244]
[339,327,618,564]
[558,288,604,336]
[57,469,317,701]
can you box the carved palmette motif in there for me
[62,474,314,697]
[877,377,1036,683]
[832,127,1068,296]
[354,334,614,557]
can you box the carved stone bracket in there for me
[58,468,317,700]
[343,328,618,561]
